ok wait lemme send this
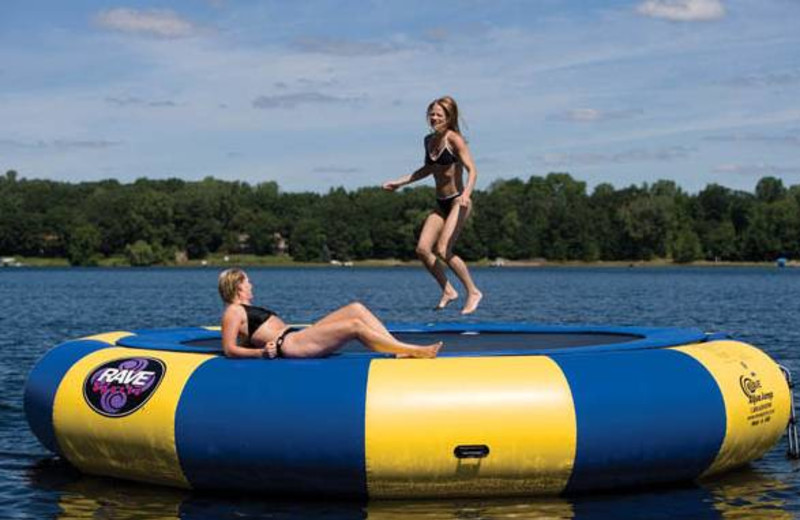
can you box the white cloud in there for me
[537,146,694,166]
[565,108,603,122]
[312,166,361,174]
[548,108,643,123]
[636,0,725,22]
[105,96,178,108]
[252,92,367,109]
[0,138,121,150]
[713,163,800,176]
[722,70,800,88]
[704,132,800,147]
[94,8,199,38]
[291,37,405,56]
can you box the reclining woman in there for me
[218,268,442,359]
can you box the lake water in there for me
[2,266,799,519]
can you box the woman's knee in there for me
[416,244,434,260]
[434,243,452,260]
[345,318,365,335]
[347,301,368,315]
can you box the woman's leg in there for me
[313,302,392,338]
[435,204,482,314]
[281,318,441,359]
[417,212,458,309]
[313,302,434,356]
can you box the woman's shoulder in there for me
[222,303,246,319]
[446,130,465,145]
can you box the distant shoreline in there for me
[3,255,795,269]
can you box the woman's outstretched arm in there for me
[382,165,434,191]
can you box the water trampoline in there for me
[24,323,794,498]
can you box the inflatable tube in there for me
[24,323,791,498]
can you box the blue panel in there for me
[118,328,222,353]
[24,340,112,454]
[556,349,726,493]
[175,357,371,497]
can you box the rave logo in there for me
[83,358,165,417]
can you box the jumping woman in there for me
[382,96,483,314]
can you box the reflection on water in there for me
[26,457,798,520]
[367,498,573,519]
[704,467,794,520]
[31,458,364,520]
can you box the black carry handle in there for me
[453,444,490,459]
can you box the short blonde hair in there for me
[218,268,247,303]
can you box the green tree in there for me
[701,221,737,260]
[290,218,327,262]
[589,183,630,260]
[66,224,101,266]
[125,240,157,266]
[539,173,598,261]
[671,226,702,263]
[617,184,678,260]
[477,178,527,259]
[755,177,786,204]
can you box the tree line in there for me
[1,169,798,266]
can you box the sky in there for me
[1,0,798,194]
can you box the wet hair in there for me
[427,96,461,134]
[218,268,247,303]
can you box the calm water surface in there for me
[2,266,799,519]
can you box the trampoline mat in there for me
[183,331,641,354]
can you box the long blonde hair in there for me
[427,96,461,134]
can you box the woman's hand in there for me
[382,181,401,191]
[263,341,278,359]
[455,193,472,208]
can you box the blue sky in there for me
[1,0,798,193]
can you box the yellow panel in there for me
[53,347,215,488]
[365,356,576,498]
[80,331,134,344]
[673,340,791,477]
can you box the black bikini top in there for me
[425,134,458,166]
[242,304,276,340]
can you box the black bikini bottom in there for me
[436,192,461,215]
[275,327,300,357]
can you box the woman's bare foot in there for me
[435,288,459,310]
[461,291,483,315]
[396,342,443,359]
